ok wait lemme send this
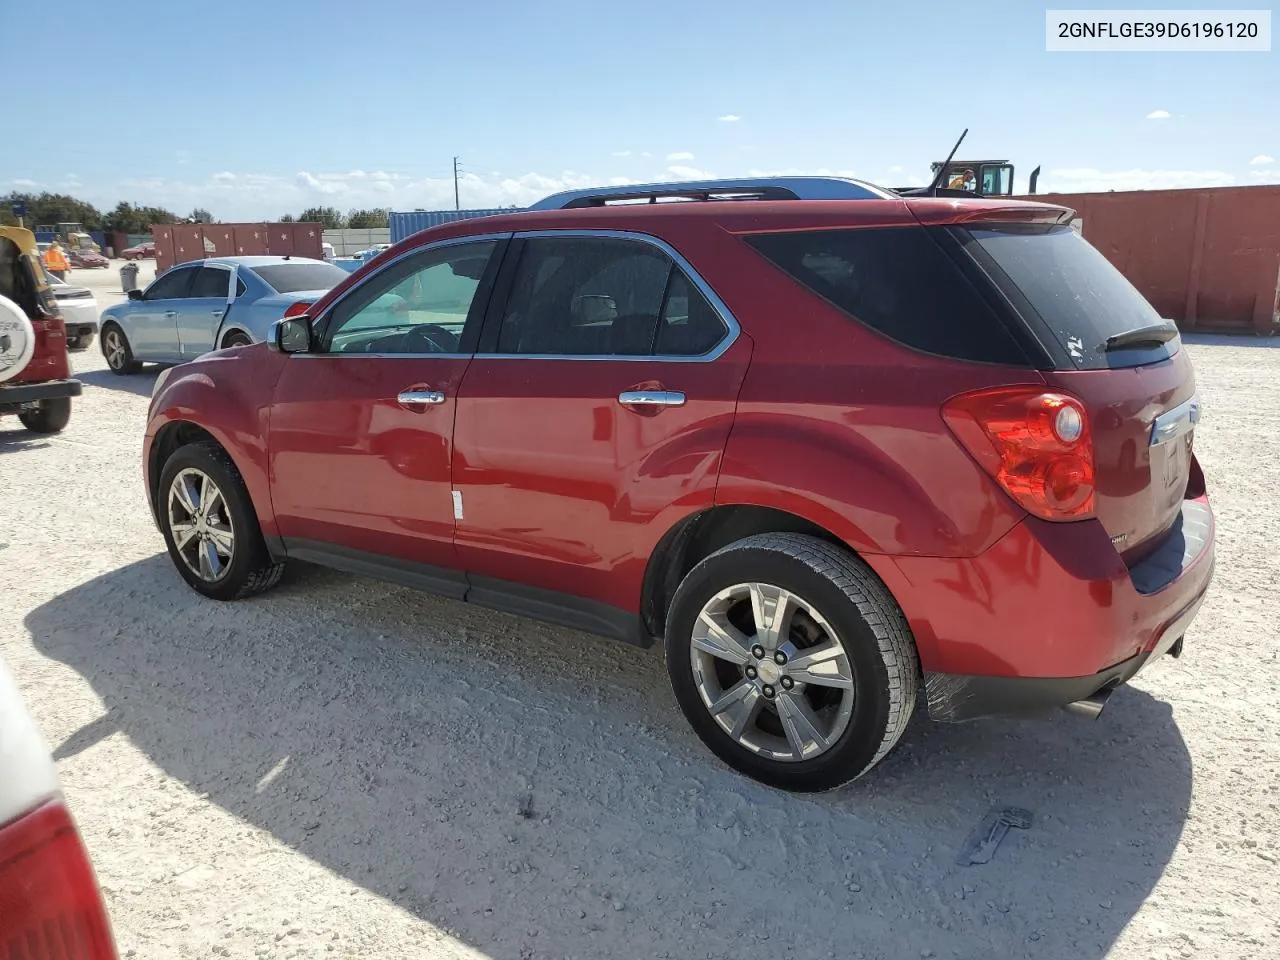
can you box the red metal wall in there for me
[149,222,324,270]
[1019,185,1280,335]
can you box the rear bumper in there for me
[0,379,83,407]
[62,320,98,339]
[867,495,1215,721]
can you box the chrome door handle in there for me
[618,390,685,407]
[397,390,446,406]
[164,310,178,318]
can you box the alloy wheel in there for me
[167,468,236,582]
[690,582,855,762]
[104,329,127,370]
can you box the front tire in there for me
[157,441,285,601]
[665,533,919,792]
[101,323,142,374]
[18,397,72,434]
[221,331,252,349]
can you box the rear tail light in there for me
[0,800,118,959]
[942,386,1095,521]
[282,301,313,319]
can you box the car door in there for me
[451,232,752,617]
[125,265,196,360]
[267,237,507,585]
[175,264,233,357]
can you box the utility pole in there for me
[453,156,460,211]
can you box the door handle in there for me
[618,390,685,407]
[164,310,178,318]
[212,309,225,316]
[397,390,446,406]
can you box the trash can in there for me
[120,261,140,293]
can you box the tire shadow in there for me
[27,556,1193,960]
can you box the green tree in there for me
[298,206,346,229]
[188,207,214,223]
[346,207,389,229]
[278,213,297,223]
[0,192,104,230]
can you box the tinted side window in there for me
[189,267,230,299]
[496,237,672,356]
[744,227,1029,365]
[656,271,727,356]
[323,240,496,355]
[144,267,195,301]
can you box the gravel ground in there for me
[2,266,1278,960]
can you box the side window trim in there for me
[302,233,512,358]
[472,229,739,363]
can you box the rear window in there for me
[962,223,1176,369]
[744,227,1031,366]
[249,262,349,294]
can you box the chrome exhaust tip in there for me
[1063,689,1112,719]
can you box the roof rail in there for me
[528,176,896,211]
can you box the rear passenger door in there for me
[451,232,753,618]
[176,264,233,357]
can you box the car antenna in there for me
[926,128,969,196]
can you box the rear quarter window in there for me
[744,226,1031,366]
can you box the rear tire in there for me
[101,323,142,374]
[18,397,72,434]
[665,533,919,792]
[222,331,252,349]
[157,441,285,601]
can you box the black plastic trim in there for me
[280,539,650,647]
[0,378,83,406]
[1128,500,1213,596]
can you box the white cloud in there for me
[611,150,632,157]
[1040,167,1236,193]
[666,165,713,180]
[1146,109,1172,120]
[1250,154,1275,165]
[667,151,695,161]
[746,166,860,179]
[10,178,38,188]
[887,165,905,174]
[1249,168,1279,182]
[641,151,652,158]
[212,171,237,183]
[717,114,741,122]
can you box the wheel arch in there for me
[640,504,853,640]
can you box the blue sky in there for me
[1,0,1275,218]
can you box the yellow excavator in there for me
[894,130,1041,198]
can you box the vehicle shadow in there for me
[28,556,1193,960]
[74,367,163,398]
[0,426,52,453]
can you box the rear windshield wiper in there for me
[1103,322,1179,352]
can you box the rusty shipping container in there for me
[1018,185,1280,335]
[149,222,324,270]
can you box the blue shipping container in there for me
[388,208,520,244]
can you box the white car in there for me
[46,271,101,351]
[0,655,119,955]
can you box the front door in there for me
[452,233,751,614]
[128,264,195,360]
[175,264,233,357]
[268,238,505,578]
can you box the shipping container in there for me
[1017,184,1280,335]
[149,221,325,270]
[389,208,517,243]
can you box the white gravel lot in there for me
[1,265,1278,960]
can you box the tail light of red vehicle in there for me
[282,301,313,319]
[942,386,1095,521]
[0,800,118,959]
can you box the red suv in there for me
[143,177,1214,791]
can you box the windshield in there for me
[249,262,349,294]
[963,223,1176,370]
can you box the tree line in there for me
[0,192,390,233]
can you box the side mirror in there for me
[127,289,143,301]
[270,317,312,354]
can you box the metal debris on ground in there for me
[956,807,1034,866]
